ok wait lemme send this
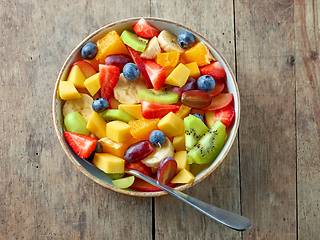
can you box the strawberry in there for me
[141,101,180,119]
[200,61,226,80]
[142,59,166,90]
[132,18,160,38]
[126,162,152,177]
[64,131,97,158]
[213,104,235,128]
[99,64,120,99]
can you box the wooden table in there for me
[1,0,319,239]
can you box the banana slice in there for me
[140,36,161,59]
[63,93,93,122]
[141,138,174,168]
[113,73,147,104]
[158,30,185,53]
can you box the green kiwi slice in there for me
[120,30,148,52]
[99,109,136,123]
[187,120,226,164]
[138,89,179,104]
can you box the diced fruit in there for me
[158,30,185,53]
[187,121,226,164]
[172,132,186,151]
[165,63,190,87]
[99,136,137,158]
[197,75,215,92]
[106,120,131,143]
[64,112,89,136]
[177,31,195,49]
[171,168,195,184]
[59,81,81,100]
[207,79,225,97]
[100,109,136,123]
[200,61,226,80]
[212,104,235,128]
[184,114,208,152]
[200,93,233,111]
[95,30,130,63]
[192,113,204,122]
[93,153,125,173]
[184,62,200,78]
[140,36,161,59]
[118,104,143,119]
[112,176,135,189]
[181,42,214,66]
[141,101,180,119]
[133,18,161,38]
[173,151,189,173]
[141,59,166,90]
[124,140,154,163]
[175,104,192,118]
[181,90,212,108]
[81,42,98,60]
[129,118,160,141]
[105,54,133,72]
[86,111,107,139]
[138,89,179,104]
[126,162,152,176]
[120,30,148,52]
[171,77,197,96]
[156,50,180,69]
[67,65,86,89]
[157,157,177,184]
[130,176,176,192]
[72,61,97,78]
[158,112,184,137]
[64,131,97,158]
[92,98,109,113]
[84,73,101,96]
[149,130,166,147]
[99,64,120,99]
[123,63,140,81]
[204,111,215,128]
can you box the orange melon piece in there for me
[95,30,129,63]
[156,50,180,69]
[181,42,215,66]
[99,136,137,158]
[128,118,160,141]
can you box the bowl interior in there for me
[53,17,239,197]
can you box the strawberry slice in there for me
[133,18,161,38]
[200,61,226,80]
[141,101,180,119]
[213,104,235,128]
[99,64,120,99]
[126,46,153,89]
[64,131,97,159]
[142,59,166,90]
[126,162,152,177]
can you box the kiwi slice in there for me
[120,30,148,52]
[138,89,180,104]
[187,120,226,164]
[99,109,136,123]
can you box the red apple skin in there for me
[71,61,97,78]
[200,93,233,111]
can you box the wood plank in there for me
[235,0,296,239]
[295,0,320,239]
[0,0,153,239]
[151,1,241,238]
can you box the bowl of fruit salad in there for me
[53,17,239,197]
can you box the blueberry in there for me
[92,98,109,113]
[149,130,166,147]
[123,63,140,81]
[81,42,98,60]
[178,31,195,49]
[192,113,204,122]
[197,75,215,92]
[86,141,103,163]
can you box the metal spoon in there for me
[125,169,252,231]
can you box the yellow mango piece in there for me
[84,73,100,96]
[172,132,186,151]
[93,153,125,174]
[129,118,160,141]
[158,112,184,137]
[156,50,180,69]
[95,30,130,63]
[181,42,215,66]
[171,168,195,184]
[106,121,131,143]
[99,136,137,158]
[204,111,216,128]
[175,104,191,118]
[185,62,201,79]
[59,81,81,100]
[67,65,86,89]
[165,63,190,87]
[118,104,143,119]
[173,151,189,173]
[86,111,107,139]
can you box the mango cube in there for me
[86,111,107,139]
[181,42,215,66]
[158,112,184,137]
[185,62,201,78]
[106,121,131,143]
[67,65,86,89]
[173,151,189,173]
[156,50,180,69]
[59,81,81,100]
[172,132,186,151]
[165,63,190,87]
[84,73,100,96]
[171,168,195,184]
[118,104,143,119]
[99,136,137,158]
[93,153,125,174]
[204,111,216,128]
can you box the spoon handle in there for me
[125,169,252,231]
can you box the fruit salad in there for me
[58,18,235,192]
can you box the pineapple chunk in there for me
[67,65,86,89]
[165,63,190,87]
[171,168,195,184]
[185,62,201,79]
[106,121,131,143]
[118,104,143,119]
[84,73,100,96]
[93,153,125,174]
[158,112,184,137]
[172,132,186,151]
[59,81,81,100]
[173,151,189,173]
[86,111,107,139]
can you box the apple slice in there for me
[72,61,97,78]
[112,176,135,189]
[157,157,177,184]
[200,93,233,111]
[130,175,176,192]
[141,101,180,119]
[207,79,225,98]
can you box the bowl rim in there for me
[52,17,240,197]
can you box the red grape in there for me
[171,78,197,96]
[157,157,177,184]
[105,54,133,72]
[181,90,212,108]
[124,141,154,163]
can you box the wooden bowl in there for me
[52,17,240,197]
